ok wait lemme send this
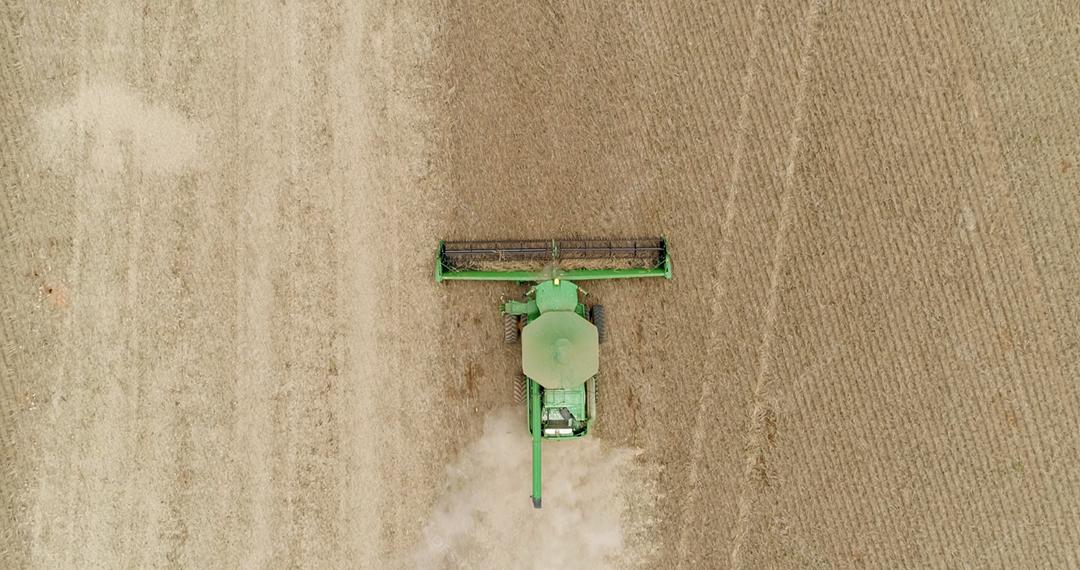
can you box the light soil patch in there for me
[36,80,204,175]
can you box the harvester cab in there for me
[435,239,672,508]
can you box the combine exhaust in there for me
[436,238,672,282]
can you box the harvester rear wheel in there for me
[591,305,606,344]
[503,313,518,344]
[514,374,527,405]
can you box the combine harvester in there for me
[435,239,672,508]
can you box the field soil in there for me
[3,2,1079,568]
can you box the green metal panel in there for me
[541,385,588,438]
[502,299,536,316]
[534,280,579,313]
[530,377,542,508]
[542,383,586,411]
[521,312,599,389]
[586,376,596,425]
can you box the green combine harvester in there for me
[435,238,672,508]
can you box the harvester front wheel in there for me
[503,313,518,344]
[591,305,606,344]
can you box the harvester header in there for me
[436,238,672,282]
[435,236,671,508]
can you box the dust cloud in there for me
[413,410,659,569]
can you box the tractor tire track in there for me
[674,1,765,565]
[728,4,825,566]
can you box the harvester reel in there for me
[503,313,518,344]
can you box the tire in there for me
[591,304,606,344]
[503,313,518,344]
[514,374,528,405]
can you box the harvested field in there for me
[2,1,1078,568]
